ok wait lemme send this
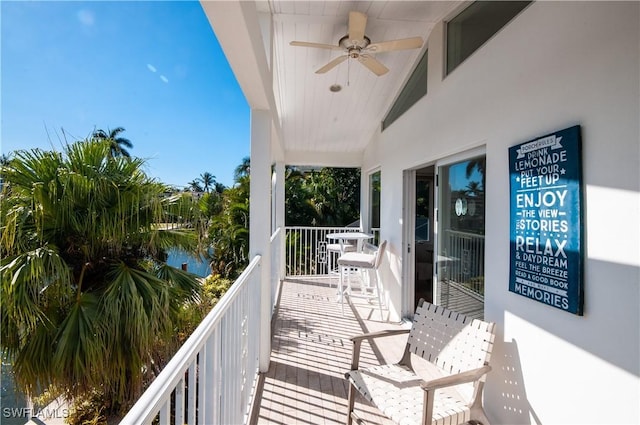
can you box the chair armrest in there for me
[350,328,410,343]
[420,365,492,391]
[349,329,410,370]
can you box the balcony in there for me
[121,226,406,424]
[121,225,490,424]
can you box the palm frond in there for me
[101,262,173,400]
[52,292,103,395]
[156,263,201,305]
[0,246,72,332]
[11,317,58,397]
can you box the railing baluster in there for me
[293,229,298,275]
[233,301,240,422]
[302,227,307,275]
[224,303,234,425]
[235,300,242,421]
[207,331,218,425]
[188,362,196,425]
[197,346,206,425]
[240,289,248,420]
[301,227,307,275]
[175,376,185,425]
[219,314,227,424]
[159,399,170,425]
[295,228,299,275]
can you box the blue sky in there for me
[1,1,249,188]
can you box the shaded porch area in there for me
[252,276,404,425]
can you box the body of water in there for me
[166,248,212,278]
[1,360,29,425]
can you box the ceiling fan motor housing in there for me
[339,35,371,58]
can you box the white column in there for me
[249,109,272,373]
[274,161,286,280]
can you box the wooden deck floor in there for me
[251,276,407,425]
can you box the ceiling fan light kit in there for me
[290,11,423,77]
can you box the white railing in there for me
[120,256,263,425]
[441,229,485,296]
[285,226,360,276]
[370,227,380,245]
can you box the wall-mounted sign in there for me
[509,125,584,315]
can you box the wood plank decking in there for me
[251,277,406,425]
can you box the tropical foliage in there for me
[285,167,321,226]
[0,140,205,416]
[175,274,233,340]
[285,166,360,226]
[206,168,249,278]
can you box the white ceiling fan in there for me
[290,11,424,76]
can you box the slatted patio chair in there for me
[345,298,496,425]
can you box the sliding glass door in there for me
[436,155,486,319]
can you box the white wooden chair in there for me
[345,298,496,425]
[337,240,387,318]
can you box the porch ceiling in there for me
[202,1,462,166]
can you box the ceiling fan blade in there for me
[316,55,348,74]
[348,11,367,42]
[358,54,389,76]
[290,41,343,50]
[367,37,424,53]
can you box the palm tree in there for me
[0,139,203,414]
[208,195,249,277]
[187,179,203,192]
[92,126,133,158]
[213,182,226,194]
[207,168,249,278]
[199,172,216,193]
[234,156,250,181]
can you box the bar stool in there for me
[337,240,387,319]
[327,242,355,277]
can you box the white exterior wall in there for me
[363,2,640,424]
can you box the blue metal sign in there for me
[509,125,584,315]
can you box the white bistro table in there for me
[326,231,374,254]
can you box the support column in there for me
[249,109,272,373]
[274,161,286,281]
